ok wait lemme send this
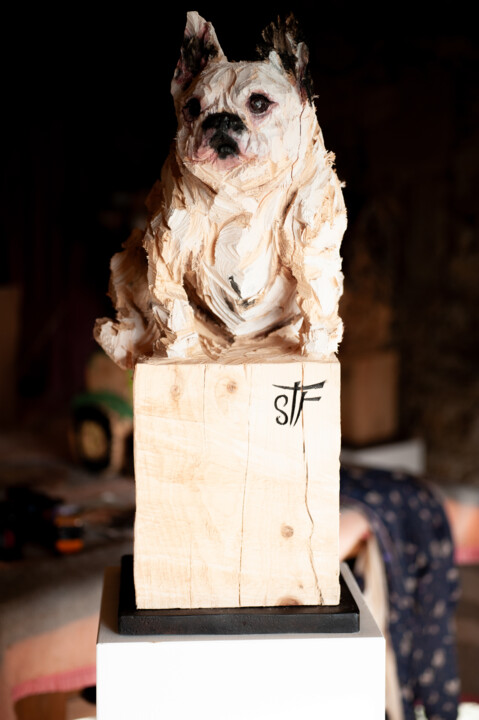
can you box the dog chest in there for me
[213,220,275,299]
[196,215,298,334]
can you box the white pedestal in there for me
[97,563,385,720]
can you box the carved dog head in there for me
[171,12,314,192]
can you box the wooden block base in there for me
[134,357,341,609]
[118,556,359,635]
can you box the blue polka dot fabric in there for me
[340,466,461,720]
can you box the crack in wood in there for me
[301,364,323,604]
[133,360,340,609]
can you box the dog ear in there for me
[257,15,313,104]
[171,12,226,100]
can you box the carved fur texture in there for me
[95,12,347,368]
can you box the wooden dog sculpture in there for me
[95,12,347,367]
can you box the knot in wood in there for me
[226,380,237,394]
[278,597,302,606]
[170,384,181,399]
[281,523,294,538]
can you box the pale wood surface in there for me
[133,356,340,609]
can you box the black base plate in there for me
[118,556,359,635]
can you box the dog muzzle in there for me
[202,112,246,159]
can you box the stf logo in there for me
[273,381,326,426]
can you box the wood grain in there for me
[133,356,340,609]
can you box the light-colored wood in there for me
[133,355,340,609]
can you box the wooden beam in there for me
[133,355,340,609]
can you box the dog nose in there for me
[202,112,245,134]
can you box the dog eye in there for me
[183,97,201,120]
[247,94,272,115]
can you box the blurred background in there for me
[1,3,478,718]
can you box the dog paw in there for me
[301,327,340,358]
[94,318,133,369]
[165,333,204,359]
[199,335,230,360]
